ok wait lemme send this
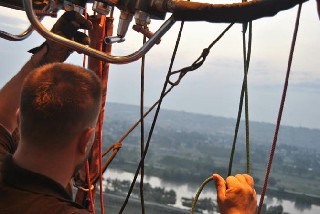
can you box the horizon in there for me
[106,101,320,131]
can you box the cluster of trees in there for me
[181,197,217,213]
[260,204,288,214]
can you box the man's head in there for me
[19,63,102,155]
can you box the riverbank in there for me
[108,163,320,207]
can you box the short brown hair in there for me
[20,63,102,149]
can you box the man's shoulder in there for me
[0,155,90,214]
[40,198,92,214]
[0,184,91,214]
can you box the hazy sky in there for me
[0,0,319,129]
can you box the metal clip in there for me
[63,0,84,15]
[92,1,112,15]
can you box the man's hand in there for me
[213,174,257,214]
[29,11,93,65]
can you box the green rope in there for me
[139,34,147,214]
[242,21,253,175]
[228,19,253,176]
[190,176,214,214]
[228,87,245,176]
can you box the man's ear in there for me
[78,127,95,154]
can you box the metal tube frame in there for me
[0,3,48,42]
[23,0,176,64]
[0,25,34,41]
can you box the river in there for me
[102,169,320,214]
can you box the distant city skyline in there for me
[0,0,319,129]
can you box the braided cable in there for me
[191,176,214,214]
[257,4,303,213]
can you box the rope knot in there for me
[113,142,122,150]
[201,48,210,58]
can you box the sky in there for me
[0,0,319,129]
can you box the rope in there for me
[98,97,105,214]
[99,15,107,214]
[103,24,233,161]
[192,22,252,211]
[92,142,122,185]
[228,21,253,176]
[119,20,186,213]
[70,17,230,214]
[169,23,234,86]
[102,142,122,157]
[102,84,174,157]
[245,22,252,174]
[257,4,303,213]
[91,16,115,188]
[190,176,214,214]
[100,23,234,171]
[78,13,111,213]
[81,10,97,211]
[118,20,234,213]
[86,161,96,214]
[241,20,252,175]
[139,33,147,214]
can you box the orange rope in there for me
[82,8,97,213]
[99,15,106,27]
[86,161,95,214]
[100,15,107,214]
[98,111,105,214]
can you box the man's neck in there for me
[13,142,74,188]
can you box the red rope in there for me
[98,111,105,214]
[81,8,97,213]
[98,15,107,214]
[256,4,302,213]
[98,47,105,214]
[86,161,95,214]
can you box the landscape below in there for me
[98,102,320,213]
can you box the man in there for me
[0,11,100,214]
[0,11,256,214]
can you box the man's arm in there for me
[0,47,47,133]
[0,11,92,134]
[213,174,257,214]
